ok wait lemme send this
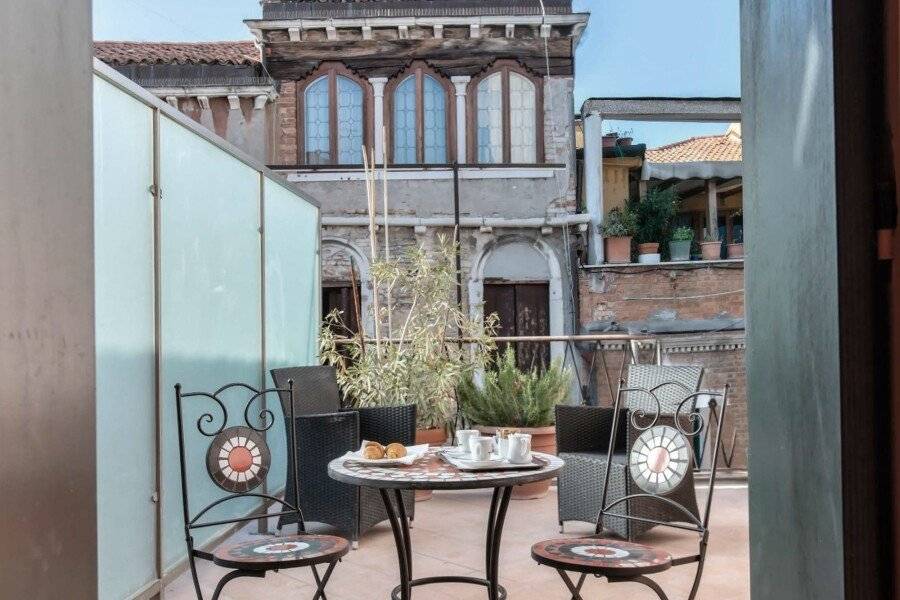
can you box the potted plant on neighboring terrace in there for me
[700,230,723,261]
[630,187,679,264]
[457,347,572,500]
[600,207,636,264]
[669,226,694,262]
[727,209,744,259]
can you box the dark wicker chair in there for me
[557,365,703,540]
[270,366,416,547]
[533,380,731,600]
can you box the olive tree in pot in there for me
[322,157,498,499]
[668,226,694,262]
[630,187,679,264]
[457,347,572,500]
[600,207,636,264]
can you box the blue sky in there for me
[93,0,740,147]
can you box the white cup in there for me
[456,429,478,453]
[495,436,510,458]
[506,433,533,464]
[470,436,494,461]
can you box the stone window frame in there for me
[296,62,374,165]
[384,61,457,165]
[466,60,545,165]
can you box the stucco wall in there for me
[176,96,273,163]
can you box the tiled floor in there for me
[166,484,749,600]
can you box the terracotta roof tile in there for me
[94,41,260,66]
[646,128,742,164]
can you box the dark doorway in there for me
[322,284,361,337]
[483,282,550,371]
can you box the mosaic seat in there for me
[212,534,349,571]
[531,537,672,576]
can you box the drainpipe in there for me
[583,109,605,263]
[453,162,463,339]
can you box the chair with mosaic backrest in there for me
[557,365,703,539]
[174,380,349,600]
[533,377,730,600]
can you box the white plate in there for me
[344,442,430,466]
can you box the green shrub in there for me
[629,187,680,244]
[671,226,695,242]
[457,347,571,428]
[600,207,637,237]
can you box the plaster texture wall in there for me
[0,1,98,597]
[176,96,273,163]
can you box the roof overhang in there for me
[642,160,743,181]
[244,13,590,45]
[581,97,741,122]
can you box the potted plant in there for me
[669,226,694,262]
[600,207,636,264]
[457,347,572,500]
[630,187,679,264]
[700,230,723,261]
[728,210,744,259]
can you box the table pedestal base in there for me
[379,487,513,600]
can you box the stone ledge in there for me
[583,258,744,271]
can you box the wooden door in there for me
[322,285,360,336]
[483,282,550,371]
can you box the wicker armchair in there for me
[270,366,416,547]
[556,365,703,540]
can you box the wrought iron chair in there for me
[532,379,730,600]
[557,365,703,539]
[174,380,349,600]
[270,366,416,546]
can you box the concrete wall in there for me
[742,1,845,597]
[0,0,97,597]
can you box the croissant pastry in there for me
[385,443,407,459]
[363,442,385,460]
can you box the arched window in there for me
[470,62,543,164]
[388,64,452,164]
[298,64,370,165]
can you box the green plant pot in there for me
[669,240,692,262]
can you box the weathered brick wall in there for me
[664,343,748,470]
[274,81,298,165]
[579,263,745,324]
[579,264,748,470]
[586,339,748,470]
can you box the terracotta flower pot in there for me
[637,242,660,255]
[475,425,557,500]
[727,243,744,259]
[604,236,632,264]
[700,240,722,261]
[414,427,447,501]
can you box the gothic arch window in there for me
[468,62,544,164]
[298,63,372,165]
[386,63,454,164]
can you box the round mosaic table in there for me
[328,449,564,600]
